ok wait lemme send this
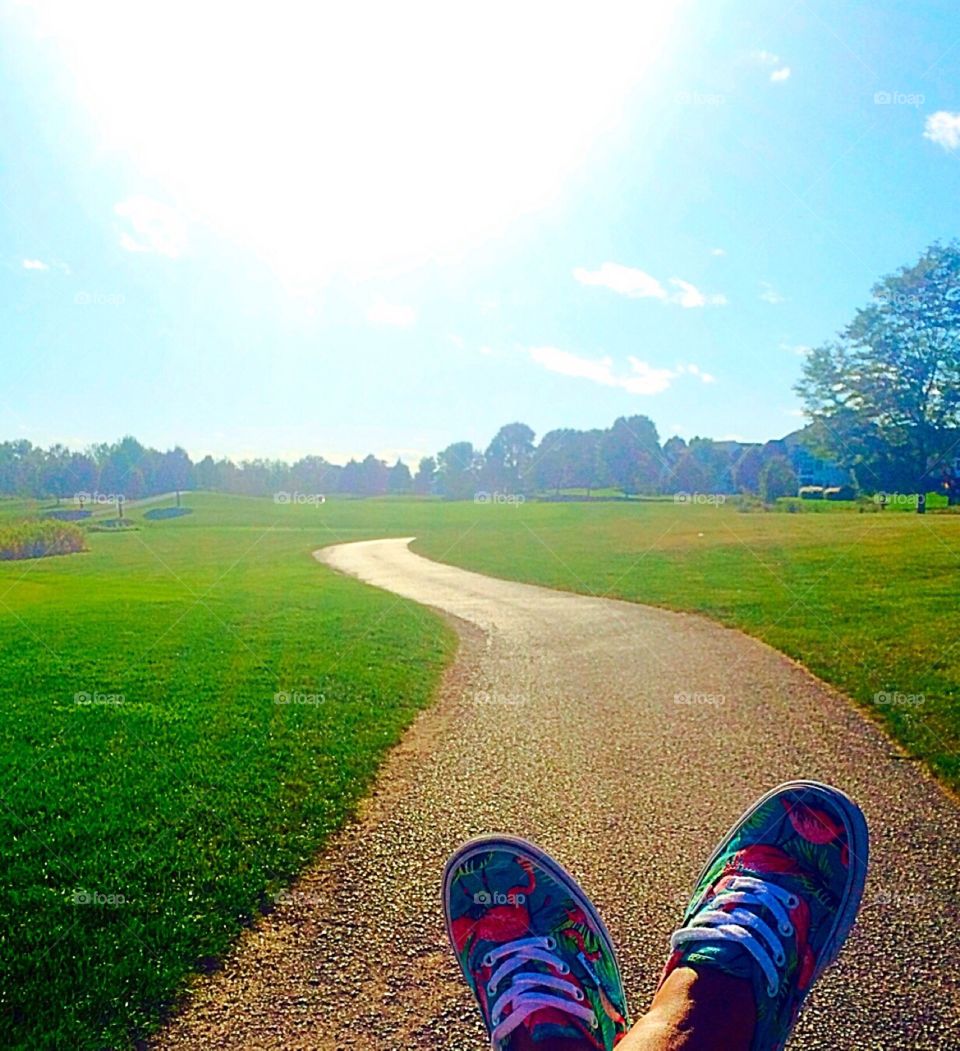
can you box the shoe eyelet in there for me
[775,951,786,966]
[780,922,793,937]
[483,953,494,968]
[787,895,800,910]
[544,936,557,950]
[767,982,778,998]
[574,988,584,1001]
[589,1012,598,1029]
[559,963,570,975]
[488,982,497,995]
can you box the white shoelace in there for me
[482,935,598,1049]
[669,876,800,997]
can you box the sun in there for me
[17,0,680,284]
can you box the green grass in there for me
[0,494,453,1049]
[4,490,959,1048]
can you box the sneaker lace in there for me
[481,934,598,1048]
[669,876,799,997]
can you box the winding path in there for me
[157,538,960,1050]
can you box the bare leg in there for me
[617,966,755,1051]
[505,965,754,1051]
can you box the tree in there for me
[759,455,798,502]
[485,422,536,493]
[796,241,960,495]
[436,442,482,500]
[413,456,436,495]
[669,450,711,494]
[195,455,217,490]
[532,429,580,493]
[731,445,765,493]
[687,437,733,492]
[387,459,412,494]
[600,415,662,495]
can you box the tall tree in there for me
[600,415,662,495]
[413,456,436,495]
[759,455,798,502]
[387,459,412,494]
[485,422,536,492]
[437,441,482,500]
[796,241,960,494]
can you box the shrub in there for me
[0,519,87,560]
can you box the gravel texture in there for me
[155,537,960,1050]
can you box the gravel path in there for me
[156,537,960,1050]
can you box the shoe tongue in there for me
[510,1006,588,1045]
[677,940,756,983]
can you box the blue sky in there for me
[2,0,959,465]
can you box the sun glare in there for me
[19,0,678,283]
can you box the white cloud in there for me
[574,262,725,308]
[115,196,187,257]
[678,363,717,383]
[22,259,49,270]
[924,111,960,151]
[780,342,811,356]
[367,299,417,327]
[668,278,727,308]
[710,247,726,256]
[752,51,790,81]
[760,281,785,304]
[573,262,666,300]
[528,346,715,395]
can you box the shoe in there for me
[658,780,869,1051]
[443,834,631,1049]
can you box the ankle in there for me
[638,966,756,1051]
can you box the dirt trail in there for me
[156,537,960,1050]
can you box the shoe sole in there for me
[442,834,629,1025]
[688,779,869,987]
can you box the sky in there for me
[2,0,959,466]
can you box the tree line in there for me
[0,425,816,504]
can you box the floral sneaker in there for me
[658,780,869,1051]
[442,835,631,1050]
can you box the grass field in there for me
[2,490,959,1047]
[0,494,453,1049]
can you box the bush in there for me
[0,519,87,560]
